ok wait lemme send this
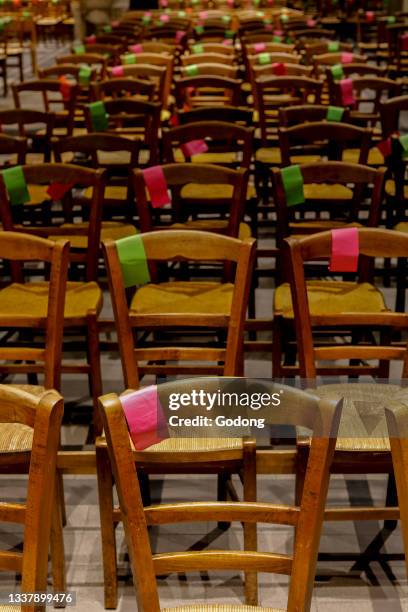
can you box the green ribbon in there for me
[2,166,30,206]
[331,63,344,80]
[178,10,186,16]
[192,44,204,54]
[280,14,289,22]
[186,64,199,76]
[88,101,109,131]
[224,29,234,39]
[74,44,85,54]
[326,106,344,121]
[387,15,396,23]
[195,25,204,34]
[281,165,305,207]
[142,15,151,25]
[328,41,340,52]
[400,134,408,157]
[122,53,136,64]
[103,24,112,32]
[258,52,270,65]
[222,15,231,23]
[116,234,150,288]
[79,65,92,86]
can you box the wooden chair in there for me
[0,163,107,436]
[97,378,341,611]
[180,61,239,78]
[53,132,140,229]
[82,42,122,64]
[303,40,353,63]
[0,108,56,163]
[56,52,109,79]
[272,162,386,376]
[84,98,161,166]
[174,75,243,109]
[177,105,253,126]
[0,385,64,612]
[12,79,79,138]
[109,63,168,109]
[279,104,351,126]
[188,41,236,55]
[120,52,174,106]
[133,162,250,238]
[0,132,27,167]
[91,77,155,102]
[181,51,236,66]
[283,228,408,528]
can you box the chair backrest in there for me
[279,104,351,126]
[133,162,249,236]
[380,94,408,139]
[91,77,155,102]
[0,385,63,608]
[99,377,341,612]
[0,163,106,282]
[109,64,167,107]
[182,52,235,66]
[0,133,27,167]
[180,62,238,78]
[175,75,243,109]
[313,51,367,66]
[103,230,256,383]
[0,109,56,162]
[188,41,235,55]
[162,121,254,168]
[284,228,408,379]
[56,53,109,79]
[84,98,161,165]
[177,105,253,126]
[331,76,402,117]
[278,121,372,166]
[0,231,68,388]
[271,161,385,247]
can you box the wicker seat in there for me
[274,281,388,319]
[303,183,353,200]
[180,182,256,200]
[174,150,238,164]
[343,147,384,165]
[131,281,233,315]
[163,606,282,611]
[255,147,320,165]
[49,221,137,249]
[0,603,22,610]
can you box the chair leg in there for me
[96,444,118,610]
[384,472,399,532]
[243,439,258,606]
[86,314,103,439]
[396,257,407,313]
[50,485,66,607]
[217,473,231,530]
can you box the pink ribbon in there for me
[130,43,143,54]
[175,30,186,43]
[341,52,353,64]
[180,139,208,157]
[143,166,171,208]
[254,42,266,53]
[121,386,169,451]
[329,227,359,272]
[160,0,168,6]
[223,39,233,45]
[160,13,170,22]
[112,65,124,77]
[307,18,316,27]
[340,78,355,105]
[365,11,375,22]
[199,10,208,19]
[273,29,283,36]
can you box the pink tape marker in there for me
[143,166,171,208]
[175,30,186,43]
[223,38,233,45]
[227,0,234,6]
[86,35,96,44]
[307,18,316,27]
[130,43,143,54]
[47,182,75,200]
[112,65,124,77]
[160,13,170,22]
[121,386,169,451]
[365,11,375,22]
[180,139,209,157]
[265,24,273,31]
[341,52,353,64]
[199,10,208,19]
[272,62,287,75]
[267,0,274,5]
[340,78,355,105]
[254,42,266,53]
[160,0,168,6]
[273,29,283,36]
[144,11,152,18]
[329,227,359,273]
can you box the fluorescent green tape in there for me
[116,234,150,288]
[258,52,270,65]
[328,41,340,52]
[326,106,344,121]
[74,44,85,54]
[122,53,136,64]
[88,101,109,131]
[2,166,30,206]
[192,44,204,54]
[186,64,199,76]
[331,64,344,80]
[281,165,305,207]
[79,65,92,86]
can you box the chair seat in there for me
[274,281,388,319]
[50,221,137,248]
[0,281,102,321]
[394,221,408,233]
[174,149,238,164]
[255,147,321,165]
[310,383,406,451]
[304,183,353,200]
[0,422,33,453]
[84,185,128,200]
[161,109,171,122]
[142,437,243,452]
[164,605,281,611]
[342,147,384,165]
[26,184,50,205]
[385,179,408,198]
[180,183,256,200]
[131,281,233,315]
[169,220,251,239]
[0,605,22,611]
[289,220,361,233]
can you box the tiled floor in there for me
[0,41,408,612]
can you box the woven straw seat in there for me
[169,220,251,239]
[385,179,408,197]
[180,183,256,200]
[144,437,243,452]
[274,281,388,319]
[394,221,408,233]
[174,149,238,164]
[163,605,282,611]
[289,220,361,232]
[342,147,384,165]
[309,383,408,451]
[131,282,233,315]
[0,281,102,322]
[84,185,128,200]
[26,184,50,205]
[303,183,353,200]
[0,606,22,611]
[49,221,137,249]
[255,147,321,164]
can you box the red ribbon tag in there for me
[112,65,124,77]
[180,139,209,157]
[340,78,355,105]
[175,30,186,43]
[47,182,75,200]
[307,18,316,27]
[365,11,375,22]
[86,35,96,44]
[130,43,143,53]
[121,386,169,451]
[59,76,72,101]
[341,52,353,64]
[272,62,287,75]
[402,34,408,51]
[142,166,171,208]
[329,227,359,272]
